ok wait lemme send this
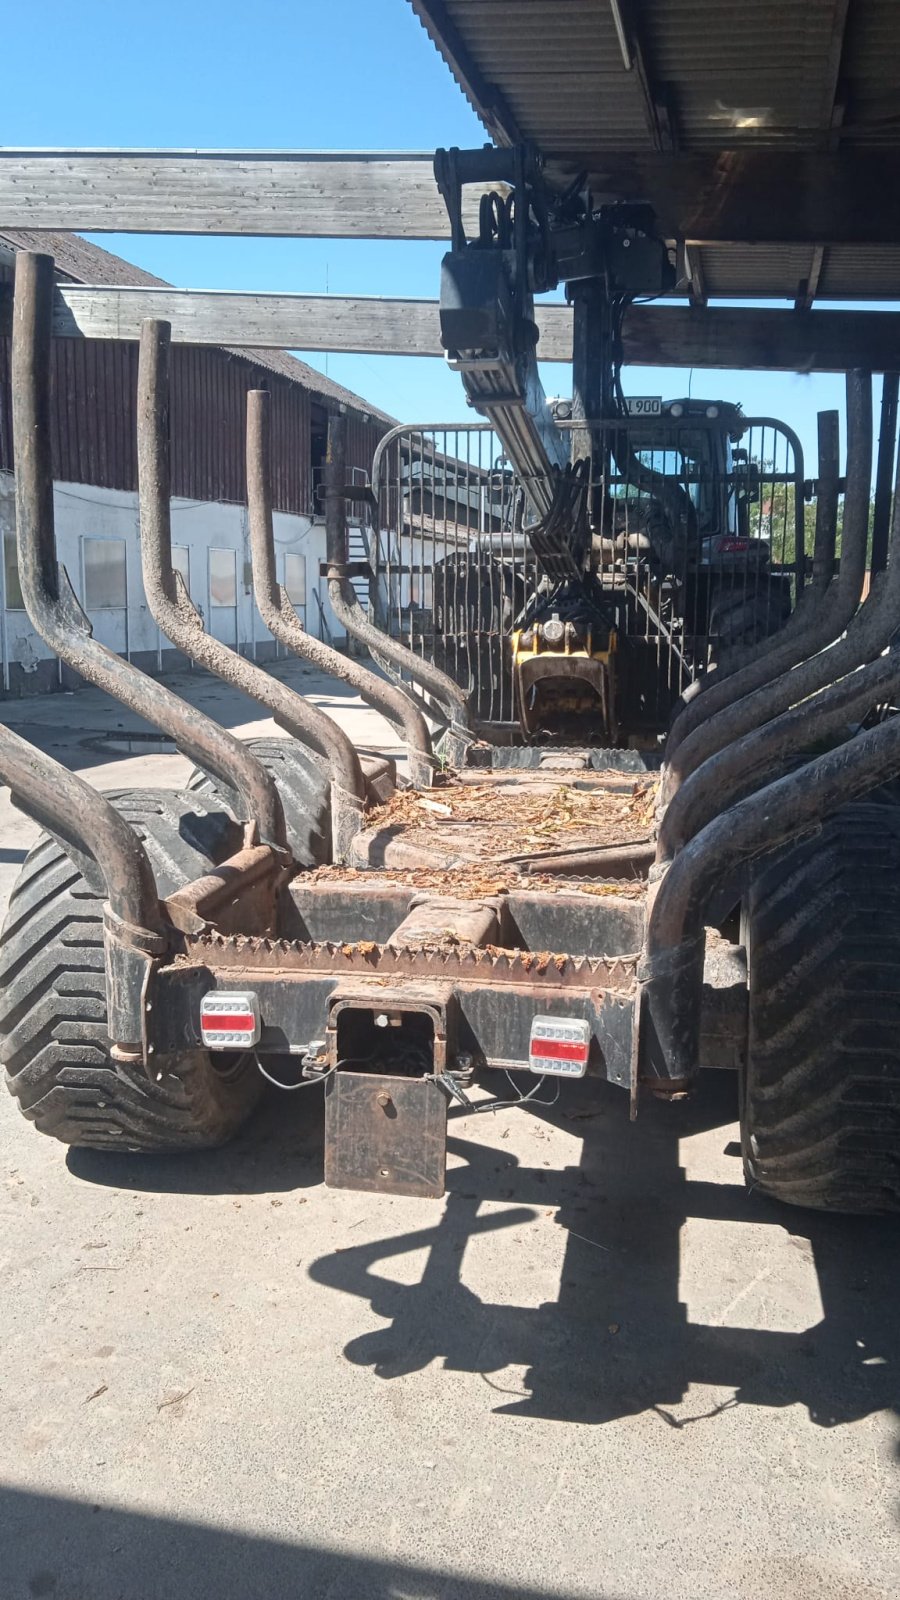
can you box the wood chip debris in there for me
[369,773,656,859]
[309,863,645,900]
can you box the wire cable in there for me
[254,1056,335,1093]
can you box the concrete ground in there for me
[0,660,897,1600]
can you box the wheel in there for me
[188,736,331,868]
[708,577,790,667]
[0,789,261,1152]
[741,801,900,1213]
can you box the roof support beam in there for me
[680,243,708,309]
[795,244,826,313]
[796,1,850,309]
[2,147,900,246]
[5,283,899,374]
[608,1,674,153]
[0,150,491,240]
[555,148,900,246]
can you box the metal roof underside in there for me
[409,0,900,304]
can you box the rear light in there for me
[716,537,750,553]
[529,1015,591,1077]
[200,991,261,1049]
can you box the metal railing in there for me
[369,415,806,739]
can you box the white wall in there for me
[0,471,352,696]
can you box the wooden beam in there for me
[6,283,899,374]
[2,147,900,246]
[620,305,900,373]
[0,149,495,239]
[819,0,852,130]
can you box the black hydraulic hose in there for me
[245,391,435,790]
[137,321,368,858]
[640,711,900,1088]
[11,251,287,852]
[0,721,164,939]
[661,371,874,800]
[664,374,871,766]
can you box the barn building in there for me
[0,230,392,697]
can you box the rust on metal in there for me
[164,844,293,937]
[386,895,501,949]
[174,927,638,994]
[0,720,164,945]
[324,411,476,761]
[245,389,436,789]
[324,1071,448,1198]
[10,250,288,851]
[136,317,369,857]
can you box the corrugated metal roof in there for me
[410,0,900,303]
[0,227,395,425]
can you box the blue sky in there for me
[2,0,868,468]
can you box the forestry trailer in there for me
[0,143,897,1214]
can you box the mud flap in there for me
[324,1071,449,1198]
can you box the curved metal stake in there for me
[664,378,869,770]
[11,251,287,852]
[640,710,900,1092]
[0,721,165,1052]
[661,370,874,800]
[657,423,900,862]
[245,390,435,789]
[325,412,476,766]
[137,319,368,861]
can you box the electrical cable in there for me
[438,1068,561,1114]
[254,1056,335,1093]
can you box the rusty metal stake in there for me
[137,319,368,862]
[11,250,288,851]
[324,411,476,767]
[0,720,166,1052]
[245,390,435,790]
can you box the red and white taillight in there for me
[529,1015,591,1077]
[200,991,261,1050]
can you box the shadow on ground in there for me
[68,1070,900,1441]
[0,1483,620,1600]
[305,1072,900,1433]
[67,1090,327,1196]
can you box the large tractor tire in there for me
[741,801,900,1213]
[0,789,261,1152]
[708,577,791,669]
[188,736,331,868]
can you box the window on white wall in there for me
[172,544,190,592]
[3,533,24,610]
[410,571,434,608]
[83,538,127,609]
[209,547,237,607]
[284,552,307,607]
